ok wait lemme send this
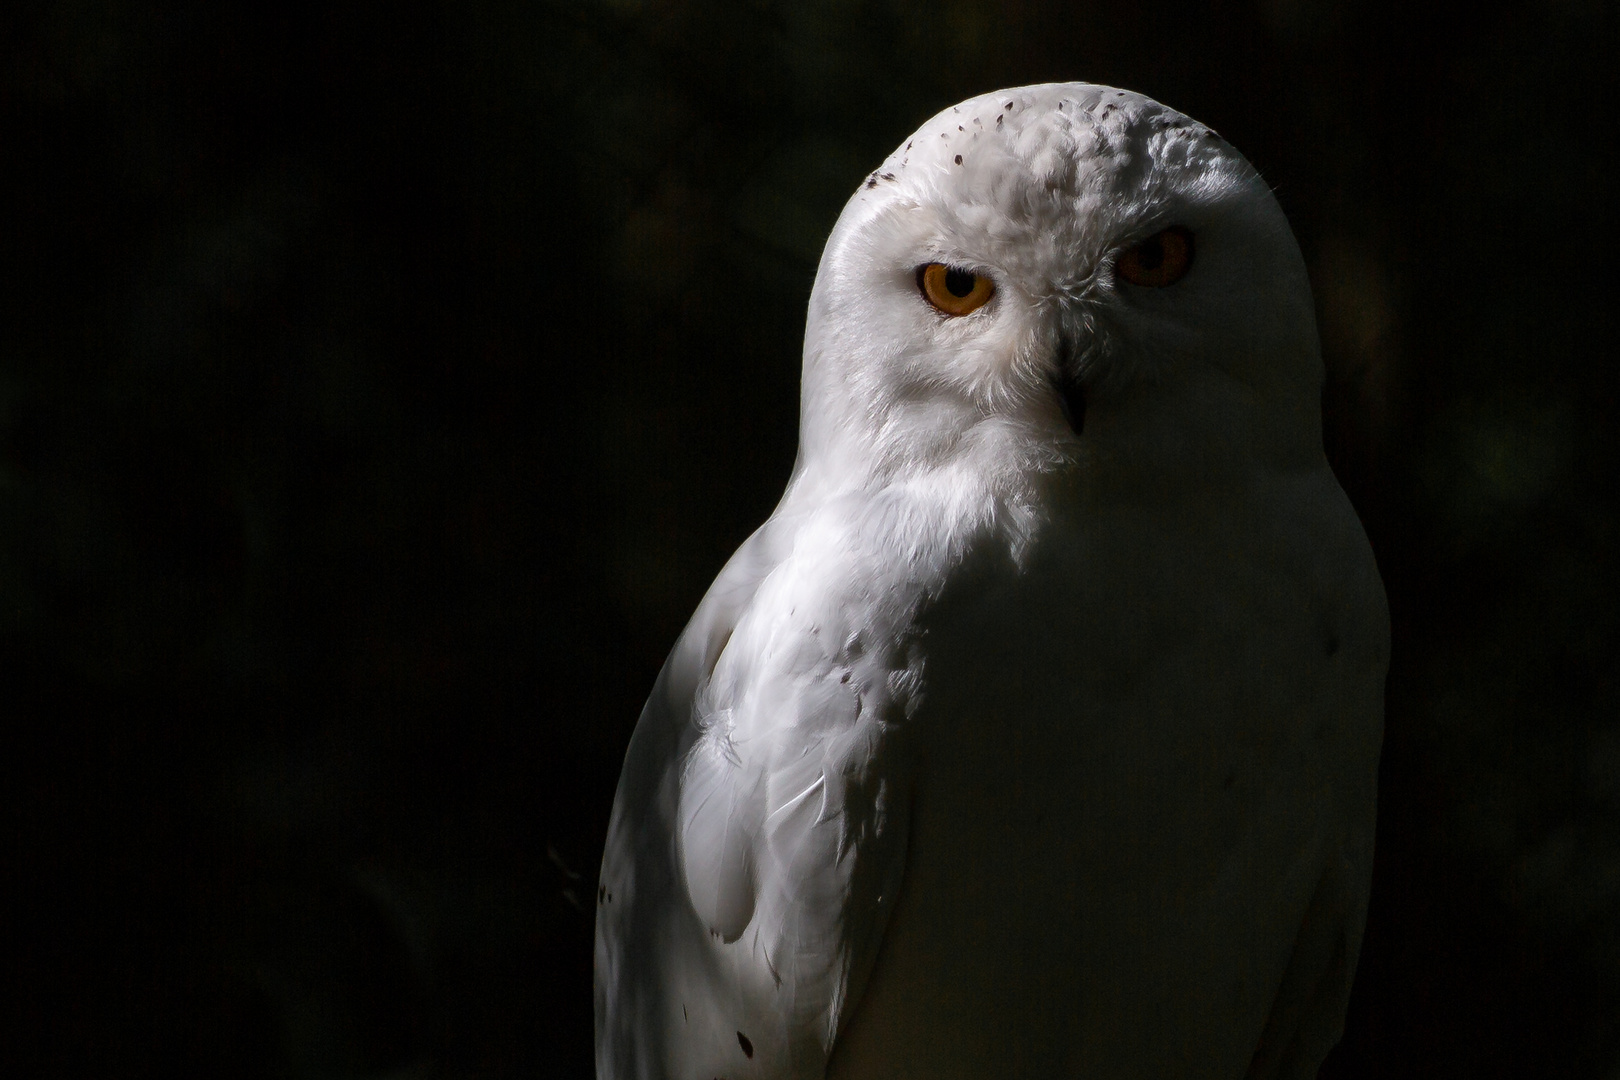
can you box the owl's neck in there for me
[794,360,1324,529]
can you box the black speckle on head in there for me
[996,115,1003,126]
[881,172,895,181]
[865,177,878,189]
[1003,101,1013,109]
[738,1032,754,1058]
[954,154,963,165]
[683,1004,688,1022]
[958,125,963,130]
[906,140,912,150]
[598,885,605,903]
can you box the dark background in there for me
[4,0,1617,1076]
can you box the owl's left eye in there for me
[1115,226,1194,288]
[918,264,994,316]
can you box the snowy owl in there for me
[594,83,1388,1080]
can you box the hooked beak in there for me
[1052,334,1087,437]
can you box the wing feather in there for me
[595,504,921,1080]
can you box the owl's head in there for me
[798,84,1325,493]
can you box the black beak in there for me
[1052,335,1087,437]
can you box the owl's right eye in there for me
[918,264,994,316]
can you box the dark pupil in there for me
[944,268,976,297]
[1135,237,1165,271]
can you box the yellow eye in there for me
[918,263,994,316]
[1115,226,1194,288]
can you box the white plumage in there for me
[595,83,1388,1080]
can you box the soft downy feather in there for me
[596,82,1386,1080]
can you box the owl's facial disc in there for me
[799,83,1325,474]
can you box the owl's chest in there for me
[907,466,1384,880]
[822,470,1384,1077]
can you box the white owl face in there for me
[797,84,1325,482]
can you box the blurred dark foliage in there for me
[2,0,1617,1076]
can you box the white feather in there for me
[595,83,1387,1080]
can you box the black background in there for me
[4,1,1618,1076]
